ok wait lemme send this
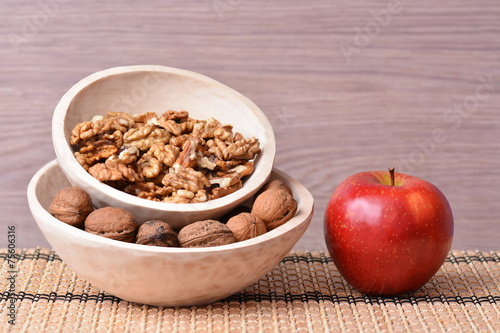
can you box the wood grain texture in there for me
[0,0,499,251]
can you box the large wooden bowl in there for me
[28,160,313,306]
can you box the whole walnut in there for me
[85,207,138,242]
[226,212,267,242]
[136,220,179,247]
[259,179,293,196]
[178,220,235,248]
[49,187,94,228]
[251,188,297,231]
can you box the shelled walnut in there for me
[70,110,261,203]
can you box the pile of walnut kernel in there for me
[70,110,261,203]
[48,179,297,247]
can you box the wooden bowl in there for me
[52,65,275,228]
[27,160,313,306]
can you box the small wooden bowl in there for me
[52,65,276,229]
[27,160,313,306]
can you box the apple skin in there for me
[324,170,453,295]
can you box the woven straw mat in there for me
[0,248,499,332]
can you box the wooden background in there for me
[1,0,499,251]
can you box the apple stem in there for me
[389,167,395,186]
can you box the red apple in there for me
[324,168,453,295]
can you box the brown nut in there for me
[49,187,94,228]
[136,220,179,247]
[226,212,267,242]
[85,207,138,242]
[251,188,297,231]
[260,179,292,196]
[178,220,235,248]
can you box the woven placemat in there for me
[1,248,499,332]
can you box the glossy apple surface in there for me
[324,169,453,295]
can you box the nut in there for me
[259,179,292,196]
[227,136,261,160]
[226,212,267,242]
[251,188,297,231]
[85,207,138,242]
[88,158,140,182]
[71,110,260,203]
[208,179,242,200]
[49,187,94,228]
[178,220,235,248]
[75,130,124,169]
[136,220,179,247]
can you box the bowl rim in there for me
[52,65,276,213]
[28,159,314,254]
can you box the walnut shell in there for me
[85,207,138,242]
[260,179,292,196]
[136,220,179,247]
[226,212,267,242]
[251,188,297,231]
[178,220,235,248]
[49,187,94,228]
